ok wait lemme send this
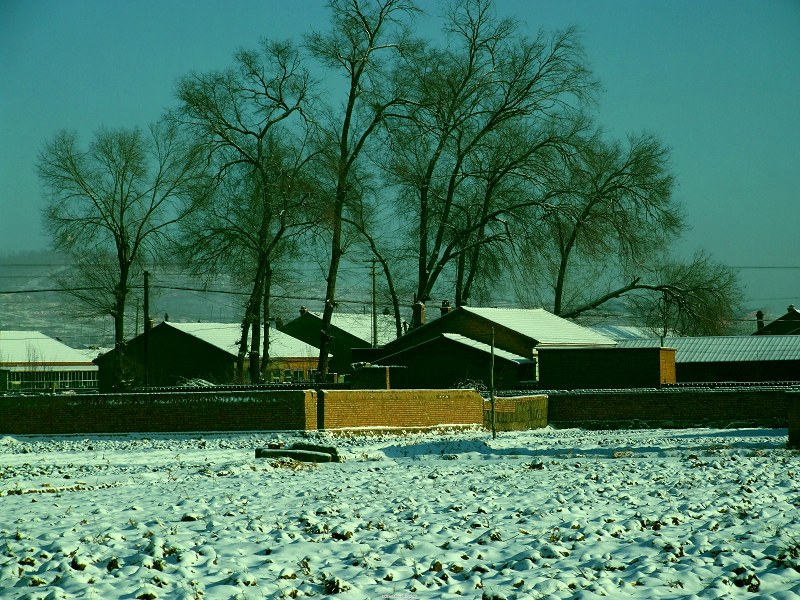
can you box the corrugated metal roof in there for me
[462,307,617,346]
[0,331,97,366]
[617,335,800,363]
[441,334,533,363]
[167,323,327,359]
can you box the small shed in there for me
[0,331,98,392]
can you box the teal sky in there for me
[1,0,798,317]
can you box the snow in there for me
[1,427,798,599]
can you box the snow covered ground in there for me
[1,427,799,599]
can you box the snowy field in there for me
[1,427,799,599]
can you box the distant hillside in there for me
[0,251,379,347]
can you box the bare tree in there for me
[509,131,743,334]
[305,0,417,379]
[38,122,207,348]
[620,251,744,337]
[175,40,314,382]
[384,1,594,322]
[535,132,680,315]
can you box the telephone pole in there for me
[143,270,150,388]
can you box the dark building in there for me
[536,346,676,390]
[279,308,399,376]
[754,304,800,335]
[94,322,322,391]
[354,306,616,389]
[617,336,800,383]
[363,333,536,390]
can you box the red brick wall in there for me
[548,387,789,429]
[0,390,316,435]
[318,389,484,430]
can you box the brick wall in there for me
[318,389,484,430]
[3,387,791,436]
[548,387,790,429]
[0,390,317,435]
[485,395,548,431]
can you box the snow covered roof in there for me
[303,311,398,346]
[462,307,617,346]
[441,333,533,363]
[589,324,655,341]
[0,331,98,367]
[166,322,326,359]
[617,335,800,363]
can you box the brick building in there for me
[536,346,676,389]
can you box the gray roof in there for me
[0,331,98,367]
[617,335,800,363]
[167,322,327,359]
[463,307,617,347]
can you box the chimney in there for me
[440,299,451,316]
[789,304,796,313]
[756,310,764,331]
[412,301,425,328]
[300,306,308,316]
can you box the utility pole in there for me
[365,259,378,348]
[143,270,150,388]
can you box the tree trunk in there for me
[237,311,250,383]
[317,205,343,381]
[261,264,272,372]
[249,315,261,384]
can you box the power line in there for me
[729,266,800,269]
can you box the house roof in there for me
[378,332,533,365]
[754,304,800,335]
[441,333,534,363]
[589,324,655,341]
[0,331,98,367]
[616,335,800,363]
[461,307,617,346]
[166,322,326,359]
[298,311,399,347]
